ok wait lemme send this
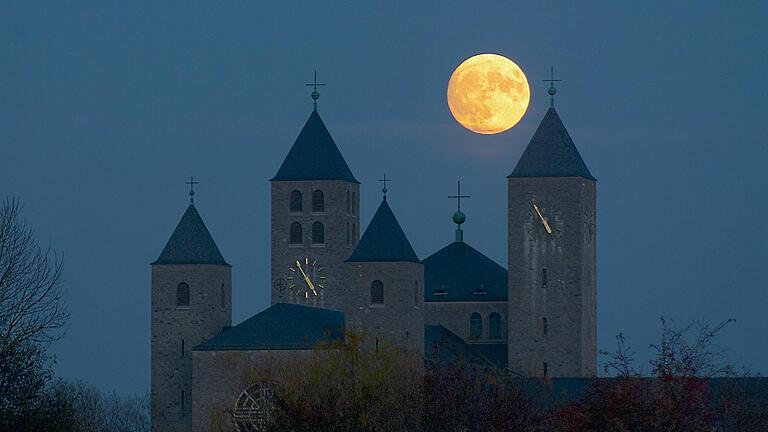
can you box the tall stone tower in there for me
[151,196,231,432]
[345,195,424,357]
[270,100,359,310]
[507,105,596,377]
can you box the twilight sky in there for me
[1,2,766,395]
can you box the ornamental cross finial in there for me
[378,174,391,200]
[543,66,562,108]
[448,180,470,212]
[185,176,199,204]
[305,70,326,112]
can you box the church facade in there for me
[150,95,597,432]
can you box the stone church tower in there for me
[151,197,231,432]
[507,105,596,377]
[345,195,424,357]
[270,102,359,310]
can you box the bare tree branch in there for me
[0,197,69,350]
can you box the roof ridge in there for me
[509,107,595,180]
[271,111,359,183]
[347,199,419,263]
[152,204,229,266]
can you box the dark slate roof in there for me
[509,107,595,180]
[152,204,229,266]
[271,111,358,183]
[425,325,497,370]
[472,343,508,369]
[194,303,344,351]
[347,199,419,263]
[423,241,507,302]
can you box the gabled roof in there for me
[509,107,595,180]
[194,303,344,351]
[271,111,358,183]
[347,199,419,263]
[152,204,229,266]
[425,325,497,370]
[423,241,507,302]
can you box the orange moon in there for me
[447,54,530,134]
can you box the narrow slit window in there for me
[542,268,548,286]
[346,190,351,214]
[176,283,190,308]
[312,222,324,244]
[370,280,384,305]
[290,222,302,244]
[312,190,324,212]
[469,313,482,339]
[290,190,302,213]
[489,313,502,339]
[543,317,548,336]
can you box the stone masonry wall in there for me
[343,261,424,357]
[191,350,313,432]
[424,301,507,343]
[507,177,596,377]
[271,180,359,310]
[151,264,232,432]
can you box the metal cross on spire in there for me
[185,176,199,204]
[449,180,470,242]
[378,174,391,200]
[543,66,562,108]
[305,70,326,112]
[448,180,470,212]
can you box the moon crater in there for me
[447,54,530,134]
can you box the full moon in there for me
[447,54,530,134]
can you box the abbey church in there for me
[150,91,597,431]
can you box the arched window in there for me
[312,190,324,212]
[177,282,190,308]
[489,312,502,339]
[469,312,482,339]
[290,222,302,244]
[351,192,356,215]
[370,280,384,305]
[290,190,302,213]
[414,281,419,306]
[312,222,324,244]
[220,284,226,309]
[234,383,275,432]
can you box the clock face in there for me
[526,201,561,239]
[288,258,326,299]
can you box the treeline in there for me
[0,198,148,431]
[216,320,767,432]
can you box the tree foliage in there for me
[0,197,71,431]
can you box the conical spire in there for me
[347,199,419,263]
[271,111,358,183]
[152,204,229,266]
[508,108,595,180]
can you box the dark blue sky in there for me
[1,2,766,394]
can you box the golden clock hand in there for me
[533,204,553,235]
[296,261,316,291]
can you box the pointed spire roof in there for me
[271,111,358,183]
[152,204,229,266]
[347,199,419,263]
[509,108,595,180]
